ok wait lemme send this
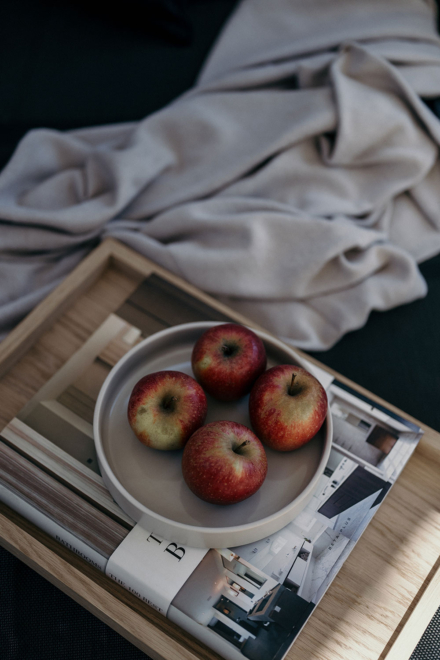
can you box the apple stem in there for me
[234,440,250,454]
[162,395,177,411]
[288,373,296,396]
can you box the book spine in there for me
[0,482,108,571]
[0,439,128,557]
[1,418,134,528]
[105,523,208,616]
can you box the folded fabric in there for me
[1,0,440,350]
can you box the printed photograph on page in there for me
[169,381,423,660]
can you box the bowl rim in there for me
[93,321,333,543]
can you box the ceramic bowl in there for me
[93,322,332,548]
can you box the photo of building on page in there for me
[168,377,423,660]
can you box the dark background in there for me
[0,1,439,658]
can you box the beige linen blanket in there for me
[1,0,440,349]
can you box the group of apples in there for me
[127,324,328,506]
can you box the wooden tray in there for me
[0,238,439,660]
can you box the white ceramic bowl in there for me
[93,322,332,548]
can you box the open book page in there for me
[167,375,422,660]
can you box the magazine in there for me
[104,363,422,660]
[0,275,423,660]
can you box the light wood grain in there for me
[0,503,221,660]
[0,238,439,660]
[0,262,143,428]
[0,240,109,379]
[383,559,440,660]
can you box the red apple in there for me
[127,370,207,451]
[191,323,267,401]
[182,421,268,505]
[249,365,328,452]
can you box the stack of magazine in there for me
[0,299,423,660]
